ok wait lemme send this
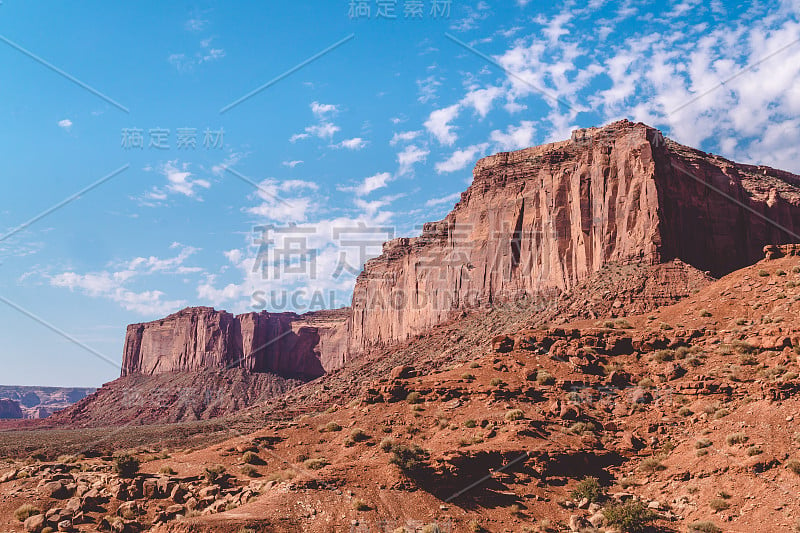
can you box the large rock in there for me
[0,398,23,419]
[349,120,800,352]
[122,307,348,379]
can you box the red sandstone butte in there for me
[349,120,800,352]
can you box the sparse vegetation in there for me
[726,432,748,445]
[709,498,730,512]
[746,445,763,456]
[536,370,555,385]
[679,407,693,417]
[303,458,329,470]
[240,465,259,477]
[786,459,800,474]
[639,456,665,473]
[204,464,227,484]
[242,451,265,465]
[350,428,371,442]
[758,269,770,277]
[406,392,422,404]
[113,454,140,478]
[464,419,477,428]
[689,522,722,533]
[638,378,655,389]
[461,372,475,381]
[571,476,603,503]
[505,409,525,421]
[602,500,657,533]
[159,465,176,475]
[699,309,712,317]
[489,377,504,387]
[320,421,342,432]
[380,437,395,452]
[15,504,39,522]
[695,438,713,449]
[388,443,429,474]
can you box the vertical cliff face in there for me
[349,120,800,352]
[121,307,348,379]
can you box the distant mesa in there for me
[0,398,23,419]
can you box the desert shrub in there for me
[699,309,712,317]
[303,458,329,470]
[652,349,674,362]
[266,469,295,482]
[535,370,554,386]
[660,322,673,330]
[736,318,749,326]
[464,419,477,428]
[679,407,693,417]
[686,356,704,367]
[505,409,525,421]
[466,520,486,532]
[602,500,657,533]
[777,269,787,276]
[638,378,655,388]
[350,428,370,442]
[615,319,633,329]
[675,346,690,359]
[758,269,770,277]
[469,362,481,368]
[696,448,709,457]
[603,320,616,328]
[726,432,747,445]
[489,377,504,387]
[746,445,762,456]
[204,464,227,484]
[709,498,730,511]
[695,438,713,449]
[461,373,475,381]
[380,438,395,452]
[15,504,39,522]
[689,522,722,533]
[242,451,265,465]
[159,466,176,475]
[389,443,429,474]
[352,498,371,511]
[638,456,665,473]
[568,421,597,435]
[733,341,757,355]
[406,392,422,404]
[712,408,730,419]
[739,354,758,365]
[320,421,342,433]
[571,476,602,503]
[786,459,800,474]
[240,465,259,477]
[113,454,140,478]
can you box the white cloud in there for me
[424,104,461,146]
[282,160,304,168]
[461,86,503,118]
[311,102,338,117]
[390,130,421,145]
[425,192,462,207]
[244,178,319,223]
[49,244,200,315]
[435,143,489,174]
[57,119,72,131]
[339,172,393,197]
[334,137,368,150]
[490,121,536,151]
[397,145,429,176]
[161,160,210,198]
[417,76,442,103]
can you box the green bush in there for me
[602,500,657,533]
[571,476,603,503]
[113,454,140,478]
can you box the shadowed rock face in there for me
[349,120,800,352]
[121,307,348,380]
[0,399,23,419]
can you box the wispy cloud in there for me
[435,143,488,174]
[57,119,72,131]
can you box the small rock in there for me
[24,514,45,533]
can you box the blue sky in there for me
[1,0,799,386]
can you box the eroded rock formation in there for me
[121,307,348,380]
[350,120,800,352]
